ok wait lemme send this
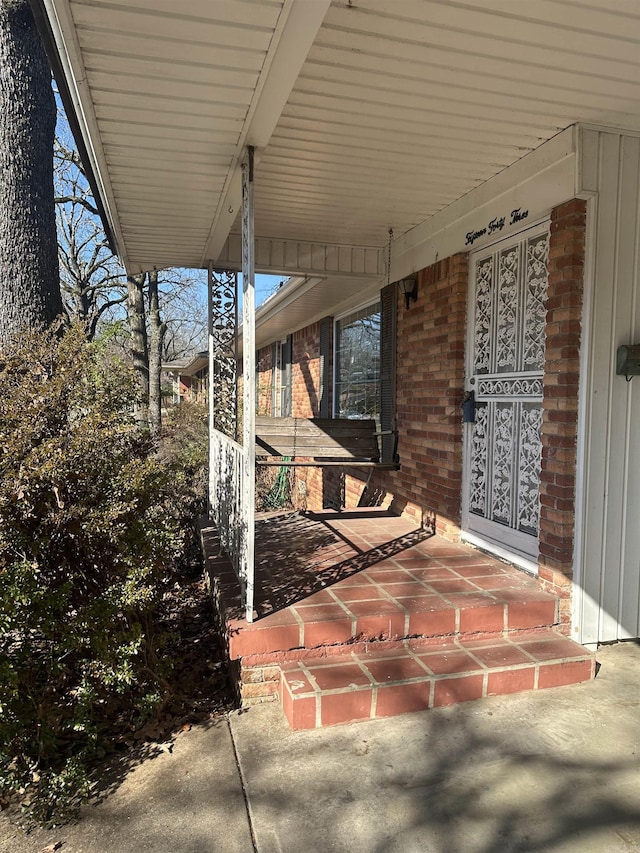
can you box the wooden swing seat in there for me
[255,416,398,468]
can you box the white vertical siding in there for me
[580,128,640,643]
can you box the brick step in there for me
[227,583,559,660]
[279,631,594,730]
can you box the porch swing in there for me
[254,415,398,468]
[255,230,400,471]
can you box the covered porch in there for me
[202,508,593,729]
[34,0,640,724]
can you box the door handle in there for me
[462,390,476,423]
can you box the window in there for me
[334,302,381,419]
[272,335,292,416]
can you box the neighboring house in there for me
[162,352,208,405]
[35,0,640,656]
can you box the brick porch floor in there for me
[203,509,594,729]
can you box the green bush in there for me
[0,326,186,824]
[158,401,208,521]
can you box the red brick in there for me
[537,659,594,689]
[417,649,480,675]
[433,674,484,706]
[458,602,505,633]
[320,688,373,726]
[308,662,370,691]
[333,585,384,602]
[486,667,536,695]
[407,607,456,637]
[507,598,557,629]
[228,623,301,659]
[353,611,407,639]
[364,655,430,683]
[469,644,532,667]
[285,693,317,731]
[376,681,432,717]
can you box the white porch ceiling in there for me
[40,0,640,280]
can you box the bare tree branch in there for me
[54,194,99,216]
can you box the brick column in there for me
[538,199,587,625]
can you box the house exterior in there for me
[250,130,639,649]
[162,352,209,405]
[33,0,640,649]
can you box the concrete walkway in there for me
[2,642,639,853]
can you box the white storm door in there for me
[463,225,549,567]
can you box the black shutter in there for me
[380,283,397,463]
[319,316,332,418]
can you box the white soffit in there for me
[47,0,330,273]
[43,0,640,273]
[248,0,640,249]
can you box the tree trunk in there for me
[147,270,166,433]
[126,273,149,424]
[0,0,62,346]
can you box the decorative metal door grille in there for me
[466,230,548,555]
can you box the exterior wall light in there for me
[398,276,418,310]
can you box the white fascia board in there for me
[256,275,324,327]
[391,126,578,281]
[236,273,305,355]
[202,0,331,265]
[43,0,130,270]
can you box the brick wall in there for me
[257,345,274,415]
[292,323,322,417]
[538,198,586,628]
[389,255,469,532]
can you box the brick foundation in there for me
[238,662,281,705]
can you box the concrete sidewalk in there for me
[2,642,640,853]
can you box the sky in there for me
[241,274,287,309]
[56,91,285,324]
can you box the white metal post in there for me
[241,147,256,622]
[207,266,215,514]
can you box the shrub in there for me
[0,326,185,824]
[156,401,209,575]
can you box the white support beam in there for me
[215,235,384,278]
[207,269,215,514]
[241,148,256,623]
[201,0,331,265]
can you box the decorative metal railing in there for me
[209,429,253,616]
